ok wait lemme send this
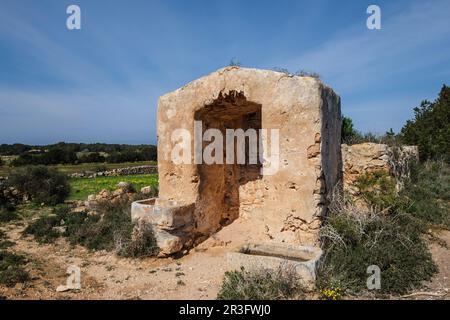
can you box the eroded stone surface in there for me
[155,67,342,251]
[342,143,419,195]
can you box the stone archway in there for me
[193,91,263,238]
[152,67,342,254]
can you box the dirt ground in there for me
[0,219,449,300]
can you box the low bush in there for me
[354,170,397,210]
[0,207,20,224]
[318,207,437,295]
[24,196,159,258]
[318,161,450,296]
[23,211,63,243]
[0,250,30,287]
[0,231,15,249]
[399,161,450,228]
[115,221,159,258]
[8,165,70,205]
[217,266,306,300]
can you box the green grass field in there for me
[0,160,156,176]
[68,174,159,201]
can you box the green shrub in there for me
[115,221,159,258]
[217,267,306,300]
[66,199,134,251]
[399,161,450,228]
[401,85,450,162]
[0,208,20,224]
[23,211,63,243]
[0,231,15,249]
[318,191,438,296]
[8,165,70,205]
[24,197,159,257]
[0,250,30,287]
[355,170,397,210]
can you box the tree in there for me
[8,166,70,205]
[401,85,450,162]
[341,116,359,144]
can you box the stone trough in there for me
[227,243,323,287]
[131,198,195,255]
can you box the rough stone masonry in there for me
[139,67,342,254]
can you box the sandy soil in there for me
[1,220,449,300]
[0,219,260,300]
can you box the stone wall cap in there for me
[158,66,334,102]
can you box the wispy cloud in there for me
[283,1,450,91]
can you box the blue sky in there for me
[0,0,449,145]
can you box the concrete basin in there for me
[131,198,194,231]
[227,242,323,287]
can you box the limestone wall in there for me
[157,67,342,246]
[342,143,419,195]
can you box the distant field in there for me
[68,174,159,201]
[0,160,157,176]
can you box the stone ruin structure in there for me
[132,67,342,255]
[342,142,419,196]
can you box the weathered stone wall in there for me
[157,67,342,246]
[69,165,157,179]
[342,143,419,195]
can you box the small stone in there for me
[140,186,153,195]
[117,181,131,189]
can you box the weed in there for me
[0,250,30,287]
[217,266,306,300]
[8,165,70,205]
[318,189,438,296]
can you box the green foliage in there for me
[399,161,450,228]
[78,152,105,164]
[0,209,20,224]
[341,116,402,146]
[341,116,358,144]
[69,174,158,201]
[115,221,159,258]
[23,211,63,243]
[319,210,437,295]
[355,170,397,210]
[0,197,19,224]
[0,250,29,287]
[217,267,306,300]
[401,85,450,162]
[0,231,15,249]
[1,142,157,167]
[8,166,70,205]
[318,161,450,296]
[24,198,159,258]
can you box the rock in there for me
[72,205,87,213]
[140,186,153,195]
[87,194,96,201]
[112,188,125,197]
[117,181,132,189]
[52,226,67,234]
[56,285,71,292]
[84,200,98,210]
[155,230,183,256]
[98,189,111,199]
